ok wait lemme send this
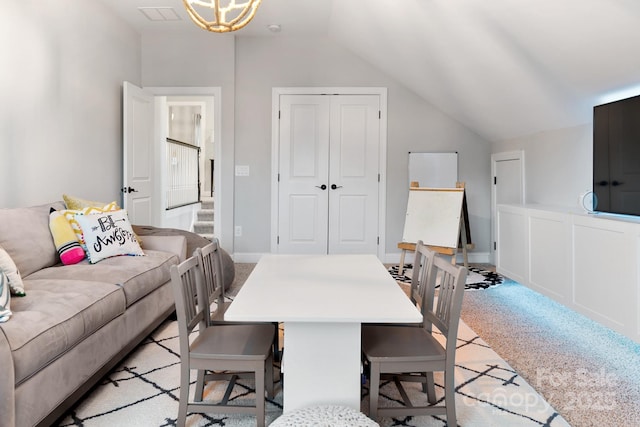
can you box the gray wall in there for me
[1,5,493,258]
[141,31,236,251]
[232,36,492,258]
[0,0,140,208]
[492,124,592,208]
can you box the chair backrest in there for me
[193,239,225,321]
[170,256,207,354]
[409,240,437,313]
[422,255,468,355]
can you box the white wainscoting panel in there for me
[496,205,528,284]
[572,214,637,336]
[497,204,640,344]
[528,210,572,302]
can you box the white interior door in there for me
[123,82,155,226]
[491,151,524,262]
[328,95,380,254]
[277,94,381,254]
[277,95,331,253]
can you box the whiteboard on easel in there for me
[401,188,464,249]
[408,152,458,188]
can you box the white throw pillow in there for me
[74,209,144,264]
[0,269,12,322]
[0,246,25,296]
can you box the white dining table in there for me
[224,254,422,413]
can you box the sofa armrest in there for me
[140,235,187,262]
[0,330,15,427]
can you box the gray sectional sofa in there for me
[0,202,213,427]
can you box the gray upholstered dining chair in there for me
[407,240,437,314]
[361,253,468,426]
[364,241,435,332]
[362,240,438,395]
[194,239,280,360]
[170,256,276,427]
[193,239,230,324]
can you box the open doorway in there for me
[144,86,222,243]
[165,98,214,239]
[123,84,224,245]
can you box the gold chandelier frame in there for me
[182,0,263,33]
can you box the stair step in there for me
[193,221,214,234]
[197,209,214,221]
[200,198,214,210]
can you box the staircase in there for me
[194,196,214,241]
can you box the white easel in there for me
[397,182,473,275]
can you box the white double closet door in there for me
[277,94,381,254]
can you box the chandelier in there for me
[182,0,263,33]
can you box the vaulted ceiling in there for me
[101,0,640,142]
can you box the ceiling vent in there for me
[138,7,182,22]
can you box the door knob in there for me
[122,186,138,193]
[315,184,327,190]
[331,184,343,190]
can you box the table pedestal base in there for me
[282,322,361,413]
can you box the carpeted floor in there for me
[55,316,568,427]
[458,273,640,427]
[55,262,640,426]
[230,263,640,427]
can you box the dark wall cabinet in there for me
[593,94,640,216]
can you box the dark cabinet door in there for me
[593,105,610,211]
[609,95,640,215]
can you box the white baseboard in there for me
[232,251,491,265]
[232,253,266,263]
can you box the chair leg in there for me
[424,371,436,403]
[273,322,280,361]
[444,369,456,427]
[194,369,205,402]
[369,362,381,421]
[177,363,190,427]
[266,352,275,398]
[255,361,266,427]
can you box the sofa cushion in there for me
[1,278,125,385]
[48,208,86,265]
[25,249,179,307]
[0,202,65,277]
[75,209,144,264]
[62,194,110,210]
[62,201,120,251]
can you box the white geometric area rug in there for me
[56,319,569,427]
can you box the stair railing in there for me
[166,138,201,209]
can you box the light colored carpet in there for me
[233,263,640,427]
[460,278,640,427]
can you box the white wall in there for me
[492,124,592,209]
[141,31,236,251]
[233,36,493,258]
[0,0,140,208]
[142,33,494,258]
[2,9,493,259]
